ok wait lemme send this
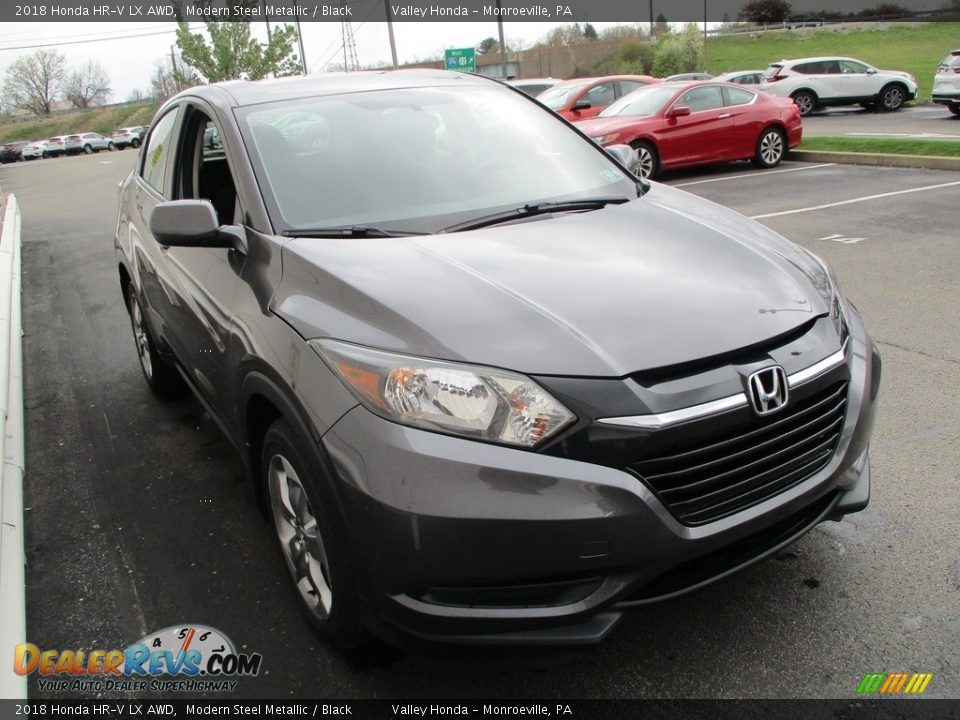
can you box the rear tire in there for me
[131,138,141,149]
[792,91,817,117]
[752,127,786,168]
[629,141,659,180]
[126,283,186,398]
[107,142,115,151]
[83,144,93,154]
[879,83,906,111]
[262,418,365,648]
[949,104,960,117]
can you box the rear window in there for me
[66,135,80,140]
[765,64,785,78]
[940,53,960,69]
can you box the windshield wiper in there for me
[281,226,425,238]
[440,196,631,234]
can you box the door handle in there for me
[719,113,732,119]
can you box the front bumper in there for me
[320,309,879,646]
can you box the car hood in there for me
[273,183,830,377]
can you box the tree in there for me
[654,14,671,36]
[175,10,302,83]
[127,88,147,103]
[65,60,111,109]
[542,23,585,46]
[476,37,499,55]
[738,0,792,22]
[583,23,599,40]
[2,49,67,117]
[149,58,199,99]
[857,3,908,17]
[599,23,649,41]
[652,24,703,76]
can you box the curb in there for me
[789,149,960,172]
[0,191,26,700]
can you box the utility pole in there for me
[384,0,398,69]
[703,0,708,72]
[649,0,654,35]
[496,0,508,79]
[295,19,307,74]
[169,45,179,91]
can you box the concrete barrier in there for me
[0,191,26,699]
[790,149,960,172]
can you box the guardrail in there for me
[0,189,26,699]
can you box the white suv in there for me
[932,49,960,116]
[760,56,917,116]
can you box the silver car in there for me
[20,140,48,160]
[63,132,115,155]
[111,126,145,149]
[932,49,960,116]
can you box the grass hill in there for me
[0,101,160,145]
[706,23,959,102]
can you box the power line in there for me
[0,28,181,52]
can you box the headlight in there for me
[802,249,848,345]
[310,340,576,448]
[591,133,620,145]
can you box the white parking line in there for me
[673,163,836,187]
[751,180,960,220]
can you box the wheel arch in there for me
[239,366,346,506]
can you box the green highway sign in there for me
[444,48,476,73]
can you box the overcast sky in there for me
[0,21,645,101]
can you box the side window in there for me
[140,109,179,194]
[724,86,756,107]
[794,62,821,75]
[619,80,645,96]
[175,108,239,227]
[840,60,869,74]
[823,60,842,74]
[585,82,616,107]
[678,86,724,112]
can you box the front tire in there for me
[752,127,786,168]
[949,103,960,117]
[880,84,906,111]
[792,90,817,117]
[629,141,659,179]
[126,283,185,398]
[107,142,115,151]
[83,144,93,154]
[262,418,364,647]
[131,138,141,149]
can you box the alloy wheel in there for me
[129,297,153,379]
[631,146,655,179]
[793,94,815,116]
[883,87,904,110]
[268,454,333,620]
[760,131,784,165]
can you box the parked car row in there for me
[1,126,145,162]
[507,51,929,120]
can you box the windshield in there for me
[536,81,590,110]
[239,85,637,235]
[599,86,678,117]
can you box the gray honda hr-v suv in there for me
[115,70,879,647]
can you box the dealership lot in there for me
[2,151,957,699]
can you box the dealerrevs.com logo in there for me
[14,624,262,693]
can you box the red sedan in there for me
[574,81,803,178]
[537,75,661,120]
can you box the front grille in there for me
[627,381,848,526]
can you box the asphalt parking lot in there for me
[804,103,960,139]
[2,150,958,699]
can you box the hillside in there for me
[0,101,160,145]
[705,23,960,102]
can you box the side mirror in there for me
[572,100,592,111]
[667,106,692,118]
[149,200,237,250]
[605,144,636,168]
[866,67,877,75]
